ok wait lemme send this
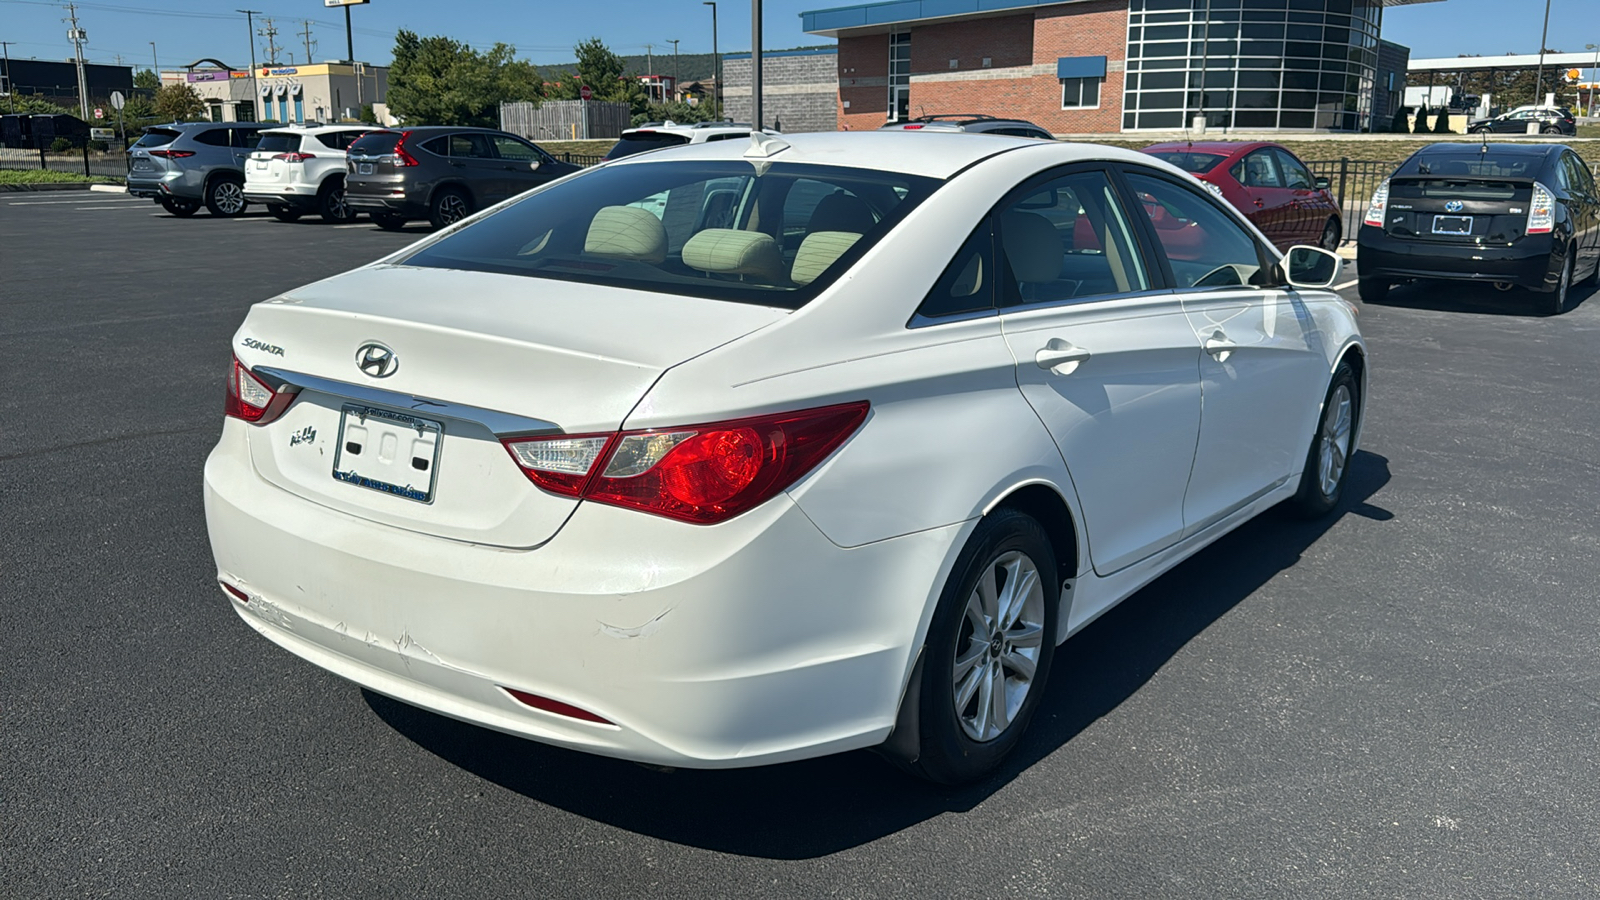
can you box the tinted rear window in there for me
[1390,179,1526,201]
[1147,151,1227,173]
[1401,154,1541,179]
[603,132,691,160]
[256,133,301,154]
[401,160,940,310]
[134,129,179,148]
[350,131,402,155]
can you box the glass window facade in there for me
[1123,0,1382,131]
[889,32,911,122]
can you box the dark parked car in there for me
[878,114,1053,140]
[126,122,263,217]
[1467,105,1576,136]
[1141,141,1342,252]
[344,127,580,230]
[1357,142,1600,314]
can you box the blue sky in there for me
[0,0,1595,71]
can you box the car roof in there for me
[1142,140,1277,158]
[1414,141,1557,157]
[261,123,375,134]
[605,131,1163,180]
[621,121,753,136]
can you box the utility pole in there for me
[703,3,719,119]
[343,4,354,62]
[150,41,157,76]
[1534,0,1552,105]
[1,41,15,114]
[300,21,317,65]
[64,3,90,120]
[667,39,679,99]
[751,0,762,129]
[238,10,261,122]
[644,44,654,102]
[259,17,282,66]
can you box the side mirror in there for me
[1283,245,1342,289]
[529,160,542,171]
[1315,176,1331,191]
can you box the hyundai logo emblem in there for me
[355,342,398,378]
[1444,200,1465,213]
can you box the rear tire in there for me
[1542,126,1562,135]
[1548,250,1573,316]
[428,187,472,230]
[268,204,302,222]
[895,508,1058,785]
[1357,278,1389,304]
[317,178,355,223]
[159,197,199,217]
[1287,360,1359,518]
[205,175,247,217]
[371,212,407,231]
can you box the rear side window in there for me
[255,133,301,154]
[447,134,494,158]
[603,132,691,160]
[400,160,939,309]
[1233,150,1284,188]
[349,131,402,155]
[134,129,179,148]
[192,129,231,147]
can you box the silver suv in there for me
[127,122,264,217]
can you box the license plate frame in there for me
[357,162,375,175]
[331,405,444,504]
[1432,214,1473,235]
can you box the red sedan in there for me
[1141,141,1342,252]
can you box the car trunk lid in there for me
[1381,176,1535,243]
[233,265,786,547]
[128,127,182,176]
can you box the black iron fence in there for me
[1304,158,1396,243]
[556,152,607,167]
[0,142,131,180]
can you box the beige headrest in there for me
[585,206,667,263]
[790,231,861,286]
[1001,211,1061,284]
[682,229,784,281]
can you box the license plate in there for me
[331,405,443,503]
[357,163,374,175]
[132,159,151,170]
[253,160,268,170]
[1432,214,1473,235]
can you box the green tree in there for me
[630,99,716,128]
[10,95,76,115]
[133,69,160,90]
[153,83,206,121]
[545,38,648,116]
[385,29,541,126]
[1432,106,1453,134]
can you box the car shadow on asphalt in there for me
[1367,279,1594,316]
[365,450,1393,859]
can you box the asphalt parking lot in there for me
[4,193,1599,899]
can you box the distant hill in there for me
[537,46,833,84]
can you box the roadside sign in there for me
[110,90,125,110]
[90,127,115,141]
[324,0,370,5]
[93,108,104,119]
[580,85,593,100]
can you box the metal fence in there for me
[500,100,631,142]
[554,152,607,167]
[0,144,130,180]
[1304,158,1395,243]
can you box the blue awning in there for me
[1056,56,1107,80]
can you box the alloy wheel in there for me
[214,182,245,215]
[952,550,1046,742]
[1321,220,1341,252]
[329,188,349,219]
[439,193,468,225]
[1318,384,1353,497]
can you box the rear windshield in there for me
[256,133,301,154]
[1390,179,1525,201]
[349,131,402,155]
[603,132,691,160]
[1401,154,1540,179]
[400,160,940,310]
[134,129,179,148]
[1146,151,1226,173]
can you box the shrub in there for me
[1390,105,1409,134]
[50,137,74,152]
[87,139,109,152]
[1412,106,1431,134]
[1433,107,1453,134]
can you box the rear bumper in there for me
[127,168,202,201]
[203,418,955,768]
[1357,226,1560,290]
[346,185,420,217]
[243,181,320,209]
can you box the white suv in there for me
[601,121,772,161]
[243,124,375,223]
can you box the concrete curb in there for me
[89,184,127,193]
[0,181,123,193]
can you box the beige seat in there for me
[1000,211,1062,285]
[584,206,668,264]
[790,231,862,286]
[682,229,786,282]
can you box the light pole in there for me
[667,39,679,100]
[238,9,261,122]
[149,41,157,78]
[1589,43,1600,116]
[2,41,14,114]
[703,2,720,119]
[1534,0,1552,106]
[751,0,762,129]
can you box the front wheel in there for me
[1287,360,1359,518]
[1319,218,1341,252]
[160,197,199,217]
[895,508,1058,784]
[428,188,472,229]
[1357,278,1389,304]
[205,175,247,217]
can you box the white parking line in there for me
[73,205,152,211]
[7,197,148,206]
[1332,279,1359,291]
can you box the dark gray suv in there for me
[344,126,580,230]
[127,122,264,217]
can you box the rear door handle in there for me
[1035,340,1091,375]
[1203,330,1236,362]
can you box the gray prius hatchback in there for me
[344,126,580,230]
[127,122,263,217]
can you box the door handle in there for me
[1035,340,1091,375]
[1203,330,1236,362]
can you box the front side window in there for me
[401,161,939,309]
[1061,77,1103,109]
[1124,170,1266,290]
[995,169,1149,307]
[492,135,541,161]
[1274,149,1315,189]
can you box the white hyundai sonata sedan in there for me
[205,131,1364,783]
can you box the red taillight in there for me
[500,402,869,524]
[224,356,293,424]
[903,124,924,129]
[220,582,250,603]
[148,149,195,159]
[392,130,419,167]
[271,152,316,163]
[502,687,614,725]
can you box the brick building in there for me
[801,0,1439,134]
[722,49,840,133]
